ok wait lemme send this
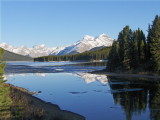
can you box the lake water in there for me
[4,62,160,120]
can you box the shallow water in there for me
[4,62,160,120]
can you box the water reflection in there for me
[3,60,160,120]
[1,66,85,120]
[4,72,108,84]
[71,72,108,84]
[108,76,160,120]
[4,73,160,120]
[149,81,160,120]
[4,72,111,120]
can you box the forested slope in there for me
[34,47,111,61]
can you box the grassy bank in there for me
[0,81,12,119]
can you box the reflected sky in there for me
[4,73,151,120]
[5,73,111,120]
[3,62,160,120]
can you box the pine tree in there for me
[138,29,146,63]
[130,30,139,69]
[118,26,132,69]
[107,41,120,71]
[149,15,160,72]
[128,28,146,69]
[147,25,152,60]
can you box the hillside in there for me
[2,49,33,61]
[34,47,111,62]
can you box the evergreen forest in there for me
[107,15,160,73]
[34,47,111,62]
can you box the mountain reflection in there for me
[108,76,160,120]
[4,72,108,84]
[71,72,108,84]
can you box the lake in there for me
[3,61,160,120]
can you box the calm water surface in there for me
[6,61,83,66]
[4,62,160,120]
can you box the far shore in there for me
[90,70,160,79]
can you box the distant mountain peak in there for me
[83,35,95,41]
[98,33,109,38]
[33,44,46,49]
[1,42,7,46]
[50,33,113,56]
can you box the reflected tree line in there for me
[108,76,160,120]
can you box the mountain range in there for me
[0,34,113,58]
[0,43,55,58]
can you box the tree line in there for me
[34,47,111,61]
[107,15,160,73]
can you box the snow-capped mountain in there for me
[0,33,113,58]
[0,43,58,58]
[50,33,113,56]
[50,47,65,55]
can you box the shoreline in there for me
[1,83,85,120]
[90,70,160,79]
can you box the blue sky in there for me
[1,0,160,47]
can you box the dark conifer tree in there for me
[137,29,146,63]
[148,15,160,72]
[147,24,152,60]
[118,26,132,69]
[107,41,120,71]
[129,30,139,69]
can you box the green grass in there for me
[0,82,13,119]
[0,55,14,119]
[0,63,13,119]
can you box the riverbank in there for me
[0,82,85,120]
[91,70,160,79]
